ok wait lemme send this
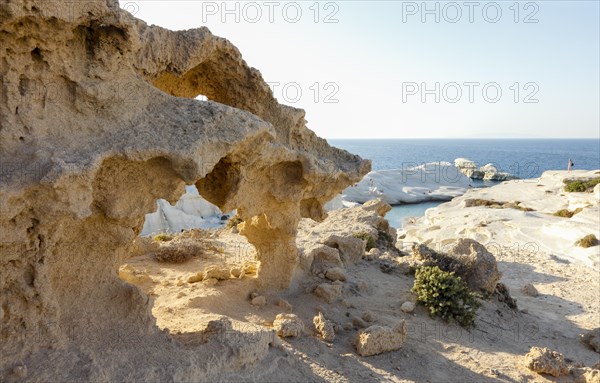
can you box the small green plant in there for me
[563,177,600,192]
[575,234,599,248]
[352,231,376,250]
[553,208,583,218]
[412,266,480,327]
[153,233,174,242]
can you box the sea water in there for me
[328,139,600,228]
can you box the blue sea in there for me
[328,139,600,228]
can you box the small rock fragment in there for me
[230,267,242,278]
[523,347,569,377]
[273,314,304,338]
[400,301,415,313]
[313,312,335,342]
[187,272,204,283]
[521,283,539,297]
[204,266,230,280]
[325,267,347,282]
[203,278,218,287]
[251,295,267,307]
[355,321,406,356]
[314,283,343,303]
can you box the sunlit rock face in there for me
[0,0,369,376]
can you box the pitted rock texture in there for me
[0,0,368,379]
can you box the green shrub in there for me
[575,234,599,248]
[563,177,600,192]
[553,208,583,218]
[153,233,174,242]
[352,231,376,250]
[412,266,480,327]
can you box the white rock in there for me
[342,162,471,204]
[142,185,228,236]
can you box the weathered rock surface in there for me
[355,321,406,356]
[454,158,518,181]
[400,301,415,313]
[273,314,304,338]
[412,239,501,294]
[314,282,343,303]
[523,347,570,377]
[0,1,368,379]
[297,199,397,277]
[313,312,335,342]
[521,283,539,297]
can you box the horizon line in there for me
[325,137,600,140]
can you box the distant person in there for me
[567,159,574,173]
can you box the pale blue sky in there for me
[125,1,600,139]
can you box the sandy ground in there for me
[121,172,600,382]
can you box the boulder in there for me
[324,235,365,264]
[413,239,501,294]
[273,314,304,338]
[204,266,231,281]
[309,246,344,275]
[521,283,539,297]
[523,347,570,377]
[355,321,406,356]
[313,313,335,342]
[314,282,343,303]
[325,267,347,282]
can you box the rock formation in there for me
[523,347,570,377]
[355,321,406,357]
[454,158,518,181]
[411,239,502,294]
[0,0,368,377]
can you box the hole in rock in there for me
[118,184,267,341]
[31,47,42,61]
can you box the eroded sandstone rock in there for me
[412,239,501,294]
[313,312,335,342]
[273,314,304,338]
[314,282,343,303]
[0,0,368,378]
[523,347,570,377]
[355,321,406,356]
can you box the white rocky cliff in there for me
[342,162,471,204]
